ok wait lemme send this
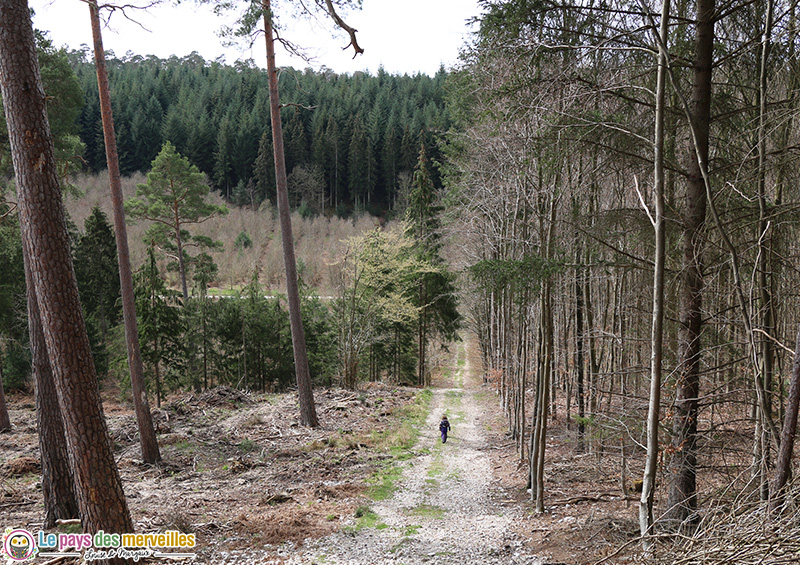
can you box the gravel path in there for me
[286,344,542,564]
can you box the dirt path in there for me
[287,343,542,564]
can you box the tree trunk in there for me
[24,249,80,528]
[0,363,10,431]
[263,0,318,427]
[665,0,714,529]
[575,244,586,451]
[640,0,670,547]
[770,322,800,513]
[88,0,161,464]
[174,212,189,302]
[0,0,133,543]
[753,0,775,501]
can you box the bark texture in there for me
[25,247,80,528]
[639,0,669,545]
[770,322,800,512]
[666,0,714,529]
[0,0,133,541]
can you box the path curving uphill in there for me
[288,343,542,564]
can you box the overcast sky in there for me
[28,0,482,76]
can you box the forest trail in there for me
[288,341,542,564]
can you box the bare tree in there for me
[0,0,133,541]
[638,0,669,547]
[263,0,318,426]
[770,322,800,512]
[86,0,161,464]
[0,366,9,431]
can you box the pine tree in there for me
[125,141,228,301]
[406,142,460,386]
[0,0,133,538]
[74,207,121,341]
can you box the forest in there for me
[2,0,800,562]
[70,49,450,215]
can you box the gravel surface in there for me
[284,350,543,565]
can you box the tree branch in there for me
[322,0,363,57]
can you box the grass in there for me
[57,523,82,534]
[238,438,257,452]
[366,464,404,501]
[427,456,446,478]
[371,388,433,455]
[359,387,433,523]
[349,506,387,531]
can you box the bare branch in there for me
[80,0,163,33]
[0,201,17,219]
[322,0,363,57]
[279,102,317,111]
[633,175,655,227]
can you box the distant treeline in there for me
[68,50,450,215]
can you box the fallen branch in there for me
[551,492,618,506]
[0,499,34,510]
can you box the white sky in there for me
[28,0,482,76]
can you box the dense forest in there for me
[70,49,450,215]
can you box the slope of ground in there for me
[1,339,650,564]
[286,341,540,564]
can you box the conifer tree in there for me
[406,142,460,386]
[125,141,228,301]
[74,207,121,340]
[87,0,161,465]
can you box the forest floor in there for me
[1,339,644,564]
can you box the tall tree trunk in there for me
[639,0,670,547]
[88,0,160,464]
[263,0,318,427]
[0,0,133,543]
[575,244,586,451]
[418,280,427,386]
[753,0,775,501]
[174,212,189,302]
[665,0,714,529]
[0,364,10,431]
[24,249,80,528]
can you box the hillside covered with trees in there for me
[70,50,450,215]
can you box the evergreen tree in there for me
[253,130,276,206]
[134,245,184,406]
[65,52,452,212]
[125,141,228,301]
[406,142,461,385]
[73,207,121,341]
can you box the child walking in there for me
[439,415,451,443]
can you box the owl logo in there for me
[2,528,36,561]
